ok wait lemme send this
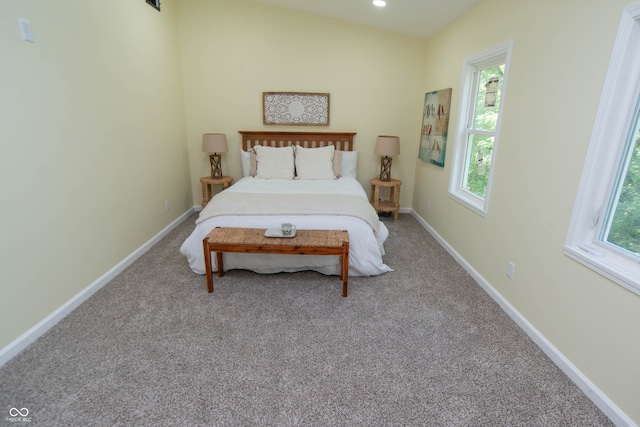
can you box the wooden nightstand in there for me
[370,178,401,221]
[200,176,233,208]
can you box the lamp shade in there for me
[375,135,400,157]
[202,133,228,153]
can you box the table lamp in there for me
[202,133,228,178]
[375,135,400,181]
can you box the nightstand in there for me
[370,178,401,221]
[200,176,233,208]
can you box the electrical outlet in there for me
[506,261,515,279]
[164,200,170,212]
[426,200,431,211]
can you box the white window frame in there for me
[564,4,640,296]
[449,40,514,216]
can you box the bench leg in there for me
[342,270,348,297]
[216,252,224,277]
[203,239,214,293]
[341,242,349,297]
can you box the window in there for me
[601,113,640,257]
[565,4,640,295]
[449,41,513,216]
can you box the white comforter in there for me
[180,177,391,276]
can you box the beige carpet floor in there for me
[0,213,613,426]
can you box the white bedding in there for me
[180,176,391,277]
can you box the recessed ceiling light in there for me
[373,0,386,7]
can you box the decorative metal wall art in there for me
[263,92,330,126]
[418,88,452,167]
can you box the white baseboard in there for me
[409,209,635,427]
[0,208,196,368]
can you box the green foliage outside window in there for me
[464,65,504,198]
[465,135,494,198]
[607,130,640,255]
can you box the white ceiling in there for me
[249,0,483,39]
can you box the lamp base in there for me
[209,153,223,178]
[379,156,392,181]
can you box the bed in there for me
[179,131,391,277]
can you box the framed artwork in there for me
[146,0,160,11]
[418,88,452,167]
[263,92,330,126]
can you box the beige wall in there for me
[176,0,426,205]
[0,0,190,348]
[413,0,640,422]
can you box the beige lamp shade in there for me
[375,135,400,157]
[202,133,227,178]
[202,133,228,153]
[375,135,399,181]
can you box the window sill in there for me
[564,244,640,296]
[449,189,488,217]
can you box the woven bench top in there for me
[205,227,348,248]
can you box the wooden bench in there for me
[202,227,350,297]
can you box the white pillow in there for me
[240,149,257,177]
[253,145,295,179]
[295,145,336,180]
[333,150,342,177]
[340,151,358,179]
[240,149,250,176]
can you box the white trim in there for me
[410,208,635,427]
[0,207,196,368]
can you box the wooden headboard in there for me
[239,131,356,151]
